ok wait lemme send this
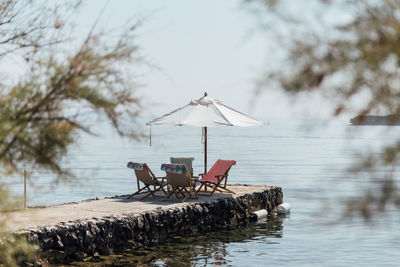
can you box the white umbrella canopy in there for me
[147,93,264,173]
[147,93,263,127]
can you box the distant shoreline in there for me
[350,115,400,126]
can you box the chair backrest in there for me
[200,159,236,184]
[127,162,155,185]
[161,163,192,187]
[170,157,194,176]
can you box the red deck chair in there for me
[197,159,236,196]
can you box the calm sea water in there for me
[7,117,400,266]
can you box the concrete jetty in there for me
[2,184,283,263]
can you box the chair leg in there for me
[222,187,236,194]
[197,183,215,195]
[128,185,150,199]
[217,178,235,194]
[156,184,168,196]
[141,185,166,200]
[207,181,229,196]
[212,184,236,195]
[140,190,155,200]
[181,186,199,202]
[196,183,204,193]
[193,186,199,199]
[149,189,155,197]
[176,188,185,197]
[163,187,177,200]
[209,185,218,196]
[156,178,168,195]
[160,184,167,195]
[213,187,224,193]
[181,190,191,203]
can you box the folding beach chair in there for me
[197,159,236,196]
[161,163,198,203]
[170,157,195,177]
[127,162,167,200]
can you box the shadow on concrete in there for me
[110,191,234,206]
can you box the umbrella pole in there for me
[204,126,207,174]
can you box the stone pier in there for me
[3,184,283,263]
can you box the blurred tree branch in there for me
[0,0,144,264]
[246,0,400,218]
[0,0,143,180]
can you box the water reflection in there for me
[66,216,285,266]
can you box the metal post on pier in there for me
[24,170,27,209]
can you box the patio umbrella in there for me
[147,93,264,174]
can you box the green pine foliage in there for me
[248,0,400,218]
[0,0,143,264]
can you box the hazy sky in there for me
[0,1,350,122]
[1,0,344,123]
[78,0,311,121]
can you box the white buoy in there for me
[277,203,291,214]
[250,209,268,221]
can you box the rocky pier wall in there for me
[24,186,283,263]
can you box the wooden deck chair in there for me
[161,163,198,203]
[127,162,167,200]
[197,159,236,196]
[170,157,195,177]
